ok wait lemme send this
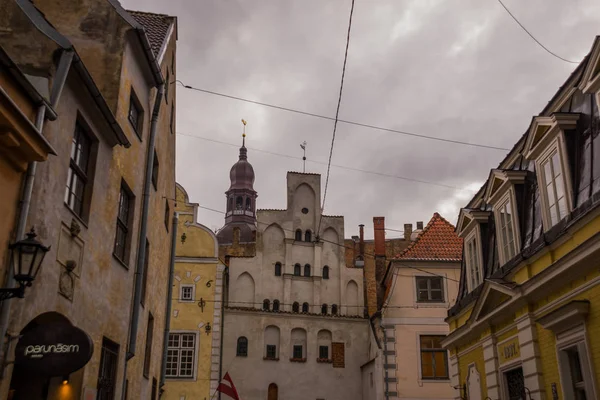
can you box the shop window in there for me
[420,335,448,380]
[415,276,444,302]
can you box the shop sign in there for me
[498,336,520,365]
[15,322,93,376]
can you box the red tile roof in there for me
[395,213,463,262]
[127,10,175,58]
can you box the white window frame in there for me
[414,275,446,303]
[493,190,521,266]
[179,284,195,303]
[556,325,597,400]
[464,228,483,292]
[165,330,200,381]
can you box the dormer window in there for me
[465,232,482,291]
[541,151,568,225]
[497,196,517,263]
[456,209,489,293]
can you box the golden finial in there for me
[241,119,247,145]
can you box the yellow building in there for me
[163,184,224,400]
[443,36,600,400]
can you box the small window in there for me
[420,335,448,380]
[246,197,252,211]
[321,304,328,314]
[293,345,303,359]
[164,200,170,231]
[295,229,302,241]
[114,181,134,264]
[301,207,309,214]
[302,302,309,313]
[166,332,197,378]
[319,345,329,359]
[263,299,270,311]
[415,277,444,303]
[322,266,329,279]
[97,338,119,399]
[236,196,243,210]
[331,304,338,315]
[266,345,277,359]
[128,89,143,136]
[236,337,248,357]
[305,230,312,242]
[274,262,282,276]
[541,150,568,226]
[292,302,299,313]
[180,284,194,302]
[294,264,301,276]
[151,151,159,190]
[143,313,154,378]
[304,264,311,277]
[272,300,280,312]
[465,234,482,291]
[65,123,92,218]
[228,197,233,212]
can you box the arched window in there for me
[274,262,282,276]
[272,300,280,312]
[292,302,299,313]
[305,230,312,242]
[295,229,302,241]
[302,302,309,313]
[322,266,329,279]
[294,264,301,276]
[317,330,332,361]
[264,326,280,360]
[236,196,243,210]
[263,299,270,311]
[228,197,233,212]
[236,337,248,357]
[246,197,252,210]
[331,304,338,315]
[304,264,311,277]
[321,304,328,314]
[291,328,307,361]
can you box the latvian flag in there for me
[217,372,240,400]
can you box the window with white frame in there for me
[465,234,482,291]
[559,344,589,400]
[540,149,568,226]
[496,195,518,264]
[180,284,195,302]
[415,276,444,302]
[166,332,197,379]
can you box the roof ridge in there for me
[126,9,175,18]
[395,212,462,261]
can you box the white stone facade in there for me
[223,172,370,400]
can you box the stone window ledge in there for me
[289,358,306,363]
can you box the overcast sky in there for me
[123,0,599,239]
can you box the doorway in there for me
[267,383,278,400]
[505,367,525,400]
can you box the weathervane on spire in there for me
[241,119,247,146]
[300,141,307,173]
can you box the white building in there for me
[218,142,371,400]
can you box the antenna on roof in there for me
[300,141,307,173]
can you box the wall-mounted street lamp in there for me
[1,228,50,301]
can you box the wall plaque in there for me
[498,336,520,365]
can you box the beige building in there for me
[0,1,177,399]
[380,213,462,400]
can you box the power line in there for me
[319,0,356,238]
[177,132,464,191]
[495,0,579,64]
[175,82,510,151]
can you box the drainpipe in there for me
[159,212,178,394]
[121,84,164,399]
[0,49,73,378]
[380,319,390,400]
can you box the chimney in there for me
[417,221,424,230]
[373,217,385,257]
[404,223,412,241]
[359,224,365,259]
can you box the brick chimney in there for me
[404,223,413,241]
[359,224,365,259]
[373,217,385,257]
[417,221,424,230]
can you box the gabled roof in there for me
[128,10,176,59]
[395,213,462,262]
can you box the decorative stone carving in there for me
[59,267,74,301]
[467,364,482,400]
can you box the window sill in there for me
[263,357,279,361]
[112,253,130,270]
[420,378,450,382]
[316,358,332,364]
[289,358,306,363]
[236,354,248,357]
[64,203,89,229]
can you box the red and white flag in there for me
[217,372,240,400]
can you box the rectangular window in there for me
[466,236,482,291]
[559,343,593,400]
[180,284,194,301]
[97,338,119,400]
[319,345,329,359]
[420,335,448,380]
[143,313,154,378]
[293,345,303,359]
[151,378,157,400]
[415,277,444,302]
[497,197,517,263]
[140,239,150,306]
[65,123,92,218]
[266,345,277,359]
[114,182,133,264]
[166,333,197,378]
[152,151,159,190]
[164,200,170,231]
[128,90,143,136]
[541,151,568,226]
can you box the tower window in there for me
[302,302,309,313]
[236,196,243,210]
[263,299,270,311]
[321,304,328,314]
[246,197,252,210]
[305,230,312,242]
[331,304,338,315]
[304,264,311,277]
[292,302,299,313]
[294,264,301,276]
[295,229,302,241]
[272,300,280,311]
[228,197,233,212]
[274,262,282,276]
[322,266,330,279]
